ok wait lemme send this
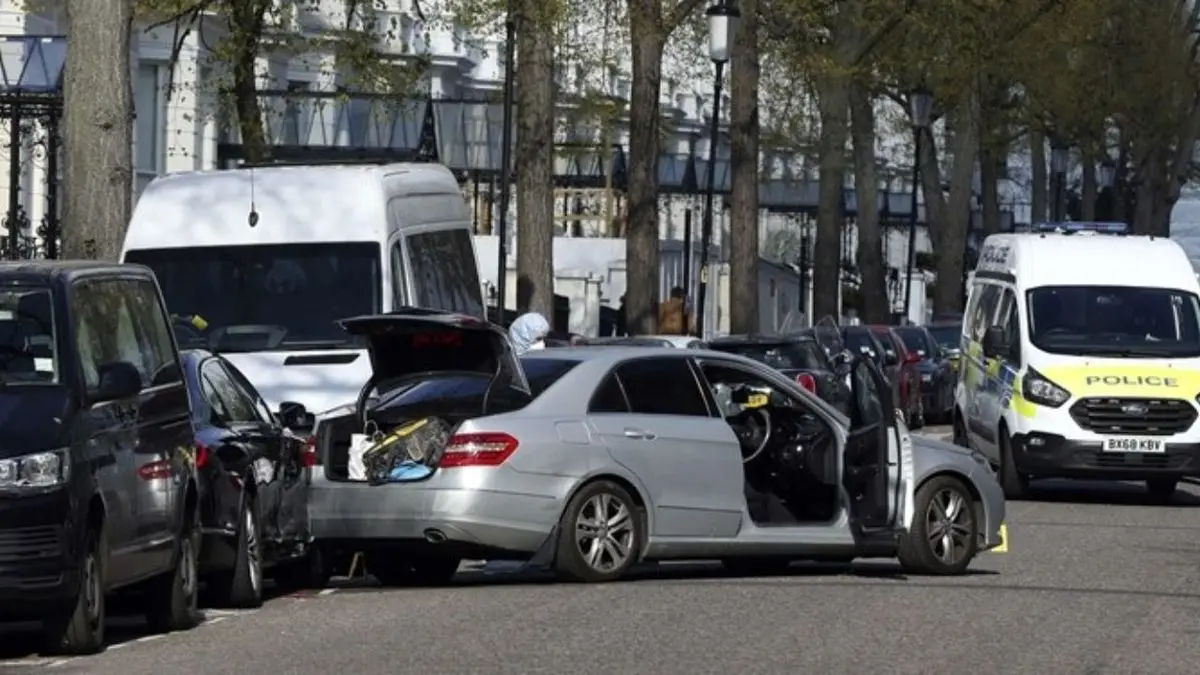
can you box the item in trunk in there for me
[361,417,452,485]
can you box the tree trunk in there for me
[728,0,759,334]
[849,81,886,323]
[813,73,849,322]
[229,1,271,163]
[61,0,134,261]
[1080,148,1097,221]
[980,144,1001,235]
[1029,128,1047,224]
[513,0,556,317]
[625,7,666,334]
[919,96,978,314]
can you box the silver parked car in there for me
[307,309,1005,584]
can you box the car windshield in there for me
[895,327,934,357]
[125,243,381,352]
[842,330,880,362]
[1027,285,1200,357]
[708,341,825,370]
[926,325,961,350]
[0,287,57,384]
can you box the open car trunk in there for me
[320,308,531,483]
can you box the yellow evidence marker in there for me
[992,523,1008,553]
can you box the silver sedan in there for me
[306,310,1005,584]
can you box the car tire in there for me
[554,480,642,583]
[211,494,263,608]
[372,556,461,587]
[721,556,794,575]
[999,432,1030,500]
[44,524,106,655]
[146,507,201,634]
[897,475,979,575]
[1146,478,1179,502]
[274,546,332,592]
[909,398,925,430]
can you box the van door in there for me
[843,358,904,546]
[963,283,1001,456]
[979,287,1019,455]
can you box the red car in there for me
[867,325,924,429]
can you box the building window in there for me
[134,63,163,175]
[281,80,310,146]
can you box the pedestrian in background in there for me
[509,312,550,354]
[658,286,692,335]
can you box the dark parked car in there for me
[858,325,923,429]
[841,325,897,398]
[893,325,955,424]
[0,262,200,655]
[925,321,964,374]
[706,332,851,414]
[180,350,327,608]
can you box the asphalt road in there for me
[6,424,1200,674]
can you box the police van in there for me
[956,222,1200,500]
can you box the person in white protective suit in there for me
[509,312,551,354]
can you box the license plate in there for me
[1102,437,1165,453]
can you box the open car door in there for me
[843,356,910,548]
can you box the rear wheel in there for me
[898,475,979,575]
[555,481,641,583]
[1146,478,1179,502]
[210,496,263,608]
[372,555,461,587]
[44,525,105,655]
[145,508,201,634]
[999,432,1030,500]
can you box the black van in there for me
[0,262,200,654]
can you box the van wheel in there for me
[146,508,201,633]
[898,475,979,575]
[44,525,106,655]
[274,546,331,592]
[555,481,641,583]
[210,495,263,608]
[999,432,1030,500]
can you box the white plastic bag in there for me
[348,433,370,481]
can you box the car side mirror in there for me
[278,401,312,430]
[982,326,1006,359]
[94,361,142,402]
[882,350,899,367]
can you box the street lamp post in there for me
[901,87,932,324]
[695,0,739,340]
[494,0,516,325]
[1050,137,1069,222]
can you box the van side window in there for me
[128,279,182,385]
[390,241,407,309]
[997,289,1022,364]
[71,280,146,394]
[968,285,1000,344]
[406,229,484,318]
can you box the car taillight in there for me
[300,437,319,467]
[440,432,518,468]
[195,442,210,469]
[795,373,817,393]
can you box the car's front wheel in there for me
[555,480,641,582]
[898,475,979,575]
[44,524,106,655]
[210,495,263,608]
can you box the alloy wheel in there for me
[925,487,973,565]
[574,493,635,573]
[245,509,262,594]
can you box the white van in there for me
[121,163,485,419]
[956,222,1200,500]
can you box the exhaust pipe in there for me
[423,528,447,544]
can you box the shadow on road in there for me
[1021,479,1200,507]
[0,584,296,664]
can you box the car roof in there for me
[0,260,150,284]
[708,333,814,345]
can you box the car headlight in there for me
[0,449,70,490]
[1022,368,1071,408]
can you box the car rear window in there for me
[708,341,825,370]
[373,358,580,416]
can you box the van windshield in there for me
[125,243,381,352]
[1027,285,1200,358]
[0,287,57,383]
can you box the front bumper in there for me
[0,489,80,618]
[1011,432,1200,479]
[307,469,569,557]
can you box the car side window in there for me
[127,279,182,386]
[199,360,258,424]
[850,360,885,427]
[221,360,274,424]
[614,357,710,417]
[589,373,630,413]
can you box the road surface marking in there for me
[318,588,338,596]
[993,524,1009,553]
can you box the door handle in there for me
[623,428,657,440]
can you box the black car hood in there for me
[0,386,72,457]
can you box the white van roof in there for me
[977,233,1197,291]
[123,163,461,251]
